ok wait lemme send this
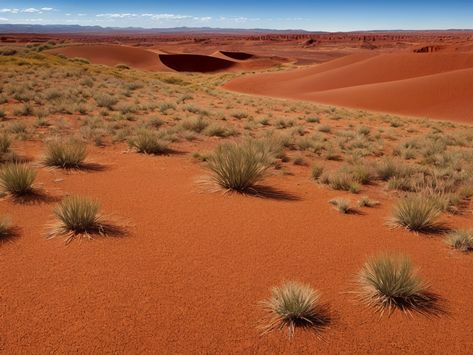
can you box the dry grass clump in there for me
[389,196,441,232]
[48,196,106,244]
[358,196,380,208]
[311,164,324,180]
[0,163,36,195]
[206,140,273,193]
[44,139,87,168]
[329,198,353,214]
[320,171,361,193]
[358,254,434,314]
[261,281,329,337]
[445,230,473,252]
[128,131,169,155]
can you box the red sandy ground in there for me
[1,142,473,353]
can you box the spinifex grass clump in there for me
[389,195,441,232]
[128,131,169,155]
[261,281,328,337]
[446,230,473,252]
[206,140,273,192]
[49,196,104,244]
[0,163,36,195]
[44,139,87,168]
[358,254,432,314]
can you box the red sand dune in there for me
[48,44,170,71]
[225,52,473,122]
[49,44,284,73]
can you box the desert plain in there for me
[0,30,473,353]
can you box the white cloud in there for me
[0,9,19,14]
[23,8,42,13]
[0,7,54,14]
[96,12,211,22]
[0,17,8,21]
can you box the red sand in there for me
[49,44,171,71]
[1,142,473,353]
[225,52,473,122]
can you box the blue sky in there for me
[0,1,472,31]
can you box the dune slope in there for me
[225,52,473,122]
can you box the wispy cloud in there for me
[96,12,212,22]
[0,7,54,14]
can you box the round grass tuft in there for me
[358,254,431,314]
[44,139,87,168]
[261,281,328,337]
[390,196,441,232]
[206,140,272,192]
[0,163,36,195]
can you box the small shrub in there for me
[261,281,327,337]
[44,139,87,168]
[358,254,431,314]
[129,131,169,155]
[206,140,273,192]
[0,163,36,195]
[390,196,441,232]
[94,94,118,109]
[446,230,473,252]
